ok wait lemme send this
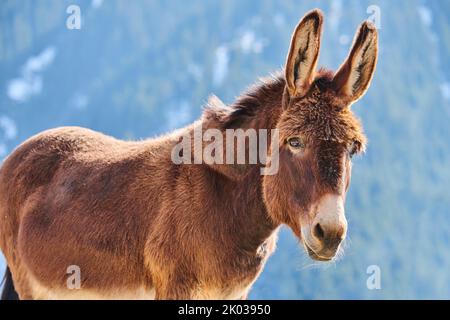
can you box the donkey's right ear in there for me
[333,21,378,104]
[285,9,323,98]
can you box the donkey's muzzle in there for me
[302,194,347,261]
[312,221,345,249]
[304,233,343,261]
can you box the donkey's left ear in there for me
[333,21,378,104]
[285,9,323,98]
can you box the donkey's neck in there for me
[206,74,286,248]
[232,167,280,249]
[222,74,286,131]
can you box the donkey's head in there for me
[263,10,378,261]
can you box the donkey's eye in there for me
[287,137,305,149]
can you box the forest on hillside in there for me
[0,0,450,299]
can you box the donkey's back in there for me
[0,126,166,299]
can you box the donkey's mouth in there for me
[304,242,333,262]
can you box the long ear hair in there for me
[333,21,378,104]
[285,9,324,98]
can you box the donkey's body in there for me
[0,9,378,299]
[0,120,278,299]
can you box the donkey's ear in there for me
[333,21,378,104]
[285,9,323,97]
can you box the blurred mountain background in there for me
[1,0,449,299]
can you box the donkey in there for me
[0,9,377,300]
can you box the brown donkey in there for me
[0,10,377,299]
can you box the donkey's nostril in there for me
[313,223,325,240]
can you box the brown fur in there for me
[0,9,377,299]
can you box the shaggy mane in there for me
[203,68,336,128]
